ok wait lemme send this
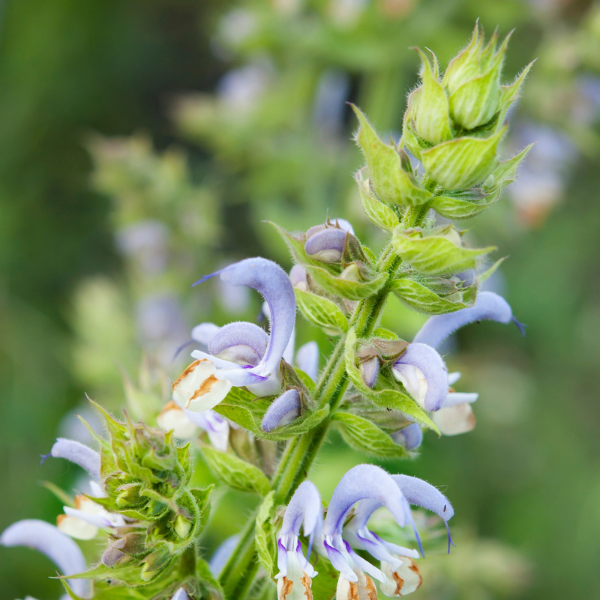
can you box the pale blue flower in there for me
[1,520,90,598]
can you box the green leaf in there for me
[201,447,271,496]
[255,491,278,580]
[484,144,533,192]
[295,288,348,335]
[306,263,387,301]
[392,278,469,314]
[413,49,453,144]
[478,256,507,284]
[213,386,329,441]
[355,169,399,231]
[196,557,225,599]
[499,61,535,120]
[431,186,501,220]
[190,485,214,533]
[392,227,495,275]
[308,553,340,600]
[344,328,438,432]
[421,126,506,191]
[333,411,408,459]
[352,105,432,206]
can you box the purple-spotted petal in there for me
[323,465,409,537]
[295,341,319,382]
[261,389,302,432]
[392,343,448,412]
[209,535,239,576]
[1,520,90,597]
[281,481,322,538]
[48,439,101,482]
[305,228,348,263]
[208,321,268,366]
[413,292,518,348]
[392,423,423,450]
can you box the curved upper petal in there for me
[49,439,101,482]
[218,258,296,379]
[391,475,454,521]
[172,589,190,600]
[1,520,90,597]
[392,343,448,411]
[323,465,409,537]
[413,292,516,348]
[281,480,322,538]
[261,389,302,432]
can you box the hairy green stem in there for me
[220,211,428,598]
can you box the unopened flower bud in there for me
[359,356,381,389]
[290,265,309,291]
[336,571,377,600]
[391,423,423,450]
[305,226,349,263]
[380,556,422,596]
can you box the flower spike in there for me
[413,291,523,349]
[43,438,101,483]
[1,519,91,597]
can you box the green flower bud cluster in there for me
[89,404,212,587]
[347,25,533,317]
[403,24,533,192]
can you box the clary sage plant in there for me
[1,25,533,600]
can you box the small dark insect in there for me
[443,505,447,512]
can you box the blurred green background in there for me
[1,0,600,599]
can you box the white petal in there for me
[157,401,197,439]
[172,359,232,412]
[380,557,422,596]
[432,403,476,436]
